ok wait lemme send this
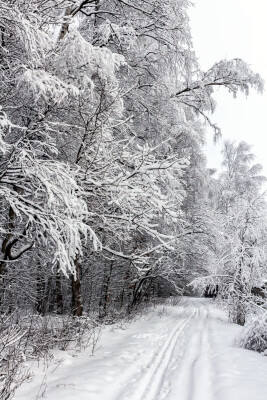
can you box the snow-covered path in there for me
[15,298,267,400]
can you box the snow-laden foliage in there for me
[54,27,126,94]
[0,140,98,276]
[0,1,50,66]
[17,68,80,105]
[97,19,136,48]
[175,59,264,139]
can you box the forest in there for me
[0,1,266,398]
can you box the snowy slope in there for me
[14,298,267,400]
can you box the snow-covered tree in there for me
[192,142,267,325]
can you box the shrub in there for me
[236,312,267,353]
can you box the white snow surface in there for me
[15,298,267,400]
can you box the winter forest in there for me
[1,1,267,399]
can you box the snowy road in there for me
[15,298,267,400]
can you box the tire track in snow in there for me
[118,308,196,400]
[186,307,209,400]
[178,301,215,400]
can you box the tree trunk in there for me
[0,206,16,308]
[35,262,46,314]
[59,6,73,41]
[99,262,113,318]
[71,259,83,317]
[56,272,63,314]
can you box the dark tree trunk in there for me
[35,263,46,314]
[56,272,63,314]
[0,206,16,307]
[71,259,83,317]
[99,262,113,318]
[130,272,154,311]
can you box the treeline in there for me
[0,0,266,324]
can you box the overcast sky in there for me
[189,0,267,176]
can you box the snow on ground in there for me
[14,298,267,400]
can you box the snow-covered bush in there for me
[0,312,101,399]
[236,313,267,353]
[0,315,30,400]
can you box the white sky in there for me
[189,0,267,176]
